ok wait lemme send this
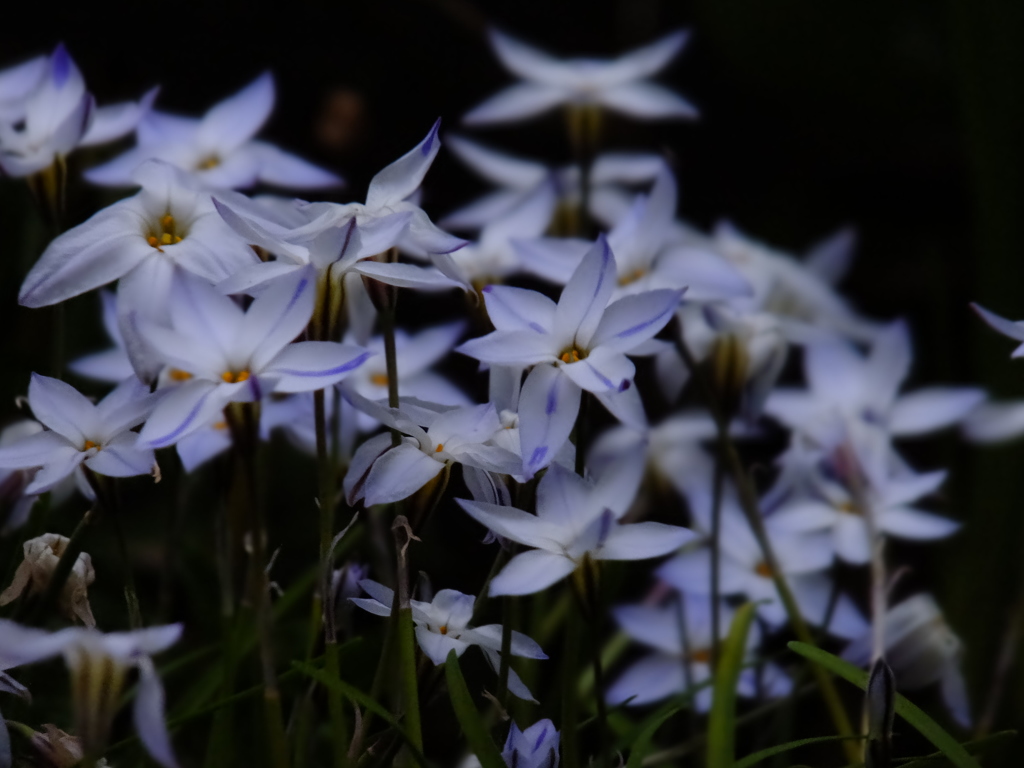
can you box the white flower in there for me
[85,72,341,191]
[0,44,154,178]
[457,237,681,475]
[343,397,521,507]
[135,270,371,448]
[350,579,546,700]
[213,121,465,297]
[19,159,258,309]
[607,593,790,710]
[68,291,135,383]
[765,321,985,447]
[458,464,696,596]
[514,164,750,304]
[0,419,45,533]
[842,594,969,727]
[464,29,696,125]
[440,133,664,231]
[0,374,158,493]
[0,620,182,768]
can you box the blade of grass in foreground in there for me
[444,649,506,768]
[788,642,981,768]
[707,602,757,768]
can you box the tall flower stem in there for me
[380,305,402,445]
[392,516,423,754]
[710,450,725,671]
[560,590,581,768]
[85,471,141,629]
[672,327,859,763]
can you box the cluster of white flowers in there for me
[0,26,1001,768]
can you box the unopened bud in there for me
[0,533,95,627]
[709,332,749,420]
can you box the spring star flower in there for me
[457,236,682,475]
[0,375,157,494]
[0,620,181,768]
[502,720,560,768]
[465,29,697,125]
[344,396,521,507]
[458,464,695,596]
[213,120,465,296]
[86,72,341,190]
[0,44,155,178]
[135,270,371,448]
[0,53,47,123]
[350,580,546,700]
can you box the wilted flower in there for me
[0,533,95,626]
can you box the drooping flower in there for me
[0,620,182,768]
[458,464,695,596]
[464,29,696,125]
[85,72,341,191]
[0,533,96,627]
[134,270,371,448]
[0,374,158,494]
[350,579,546,700]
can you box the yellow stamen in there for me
[559,348,582,364]
[174,235,182,243]
[161,214,174,229]
[435,444,444,453]
[212,421,228,431]
[147,235,160,248]
[221,370,251,384]
[160,232,173,245]
[169,369,192,381]
[617,268,647,286]
[690,647,712,663]
[197,155,221,170]
[755,562,773,578]
[83,440,98,451]
[439,625,448,635]
[370,373,389,387]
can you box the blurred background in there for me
[1,0,1023,755]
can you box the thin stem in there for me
[392,516,422,755]
[496,596,513,705]
[672,326,859,763]
[710,449,725,671]
[85,471,141,629]
[380,307,402,446]
[574,391,591,476]
[561,590,581,768]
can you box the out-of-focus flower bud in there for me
[0,533,95,626]
[30,725,87,768]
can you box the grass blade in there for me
[444,649,505,768]
[735,735,864,768]
[787,642,981,768]
[707,602,757,768]
[625,706,682,768]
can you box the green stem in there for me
[380,307,402,446]
[393,516,422,756]
[574,391,591,476]
[561,591,581,768]
[85,471,141,629]
[496,596,513,706]
[710,449,725,671]
[673,327,859,763]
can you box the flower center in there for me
[370,373,389,387]
[836,500,859,515]
[213,421,228,431]
[169,368,192,382]
[221,370,251,384]
[439,624,448,635]
[689,647,712,663]
[617,268,647,286]
[146,214,184,252]
[754,561,773,578]
[83,440,99,451]
[435,444,444,453]
[559,347,585,364]
[196,154,221,170]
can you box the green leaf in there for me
[895,730,1017,767]
[787,642,981,768]
[625,707,682,768]
[291,659,429,768]
[707,602,757,768]
[735,735,864,768]
[444,649,506,768]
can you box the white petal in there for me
[29,373,102,445]
[804,227,856,285]
[594,82,698,120]
[971,302,1024,342]
[362,443,443,506]
[138,380,228,449]
[589,289,682,353]
[239,268,317,369]
[489,550,576,596]
[941,666,972,728]
[889,387,985,436]
[133,657,179,768]
[253,142,343,189]
[555,236,617,347]
[198,72,274,154]
[456,498,562,550]
[266,342,372,392]
[833,514,870,565]
[415,626,469,665]
[595,29,690,86]
[457,330,556,367]
[440,190,525,232]
[80,86,158,147]
[69,349,135,383]
[25,447,86,494]
[0,430,72,469]
[464,625,547,659]
[518,365,581,476]
[560,349,634,393]
[961,400,1024,443]
[880,507,959,540]
[482,285,557,333]
[513,236,591,285]
[612,603,682,655]
[593,380,647,430]
[606,654,685,706]
[169,271,245,359]
[864,320,912,407]
[804,338,865,407]
[595,521,695,561]
[366,120,441,209]
[463,83,570,126]
[445,134,546,188]
[400,208,467,256]
[176,424,232,472]
[768,501,837,533]
[353,261,460,290]
[487,29,576,86]
[85,433,155,478]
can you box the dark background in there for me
[2,0,1024,754]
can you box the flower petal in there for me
[239,268,317,369]
[596,29,690,86]
[197,72,274,154]
[363,443,443,506]
[365,119,441,209]
[489,550,576,596]
[554,235,617,347]
[456,498,563,550]
[560,348,634,393]
[265,342,372,392]
[889,387,985,436]
[594,82,698,120]
[85,432,155,478]
[138,380,229,449]
[457,330,556,367]
[880,507,960,541]
[518,364,581,476]
[445,134,546,189]
[0,430,72,469]
[606,653,685,706]
[481,285,558,334]
[28,373,99,444]
[594,521,695,561]
[463,83,570,126]
[133,656,179,768]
